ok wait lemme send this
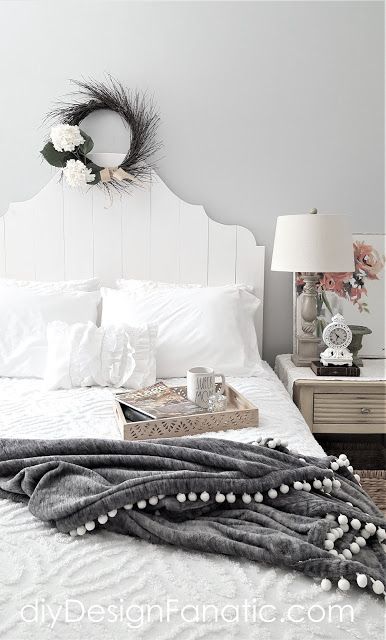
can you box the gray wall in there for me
[0,1,384,364]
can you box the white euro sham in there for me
[102,285,262,378]
[0,287,101,379]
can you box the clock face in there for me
[329,327,348,346]
[323,319,352,349]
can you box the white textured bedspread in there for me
[0,363,383,639]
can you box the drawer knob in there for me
[361,407,371,415]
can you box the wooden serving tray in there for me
[114,383,259,440]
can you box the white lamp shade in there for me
[271,214,355,272]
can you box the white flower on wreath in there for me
[50,124,85,152]
[63,159,95,187]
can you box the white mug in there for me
[187,367,226,409]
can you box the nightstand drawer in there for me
[314,393,386,424]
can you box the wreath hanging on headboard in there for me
[41,77,160,194]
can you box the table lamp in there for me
[271,209,355,366]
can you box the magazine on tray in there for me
[117,382,207,420]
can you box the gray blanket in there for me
[0,435,385,598]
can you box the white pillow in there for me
[0,277,100,293]
[44,321,157,390]
[101,285,262,378]
[116,278,253,293]
[0,287,101,379]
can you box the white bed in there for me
[0,164,383,639]
[0,368,383,640]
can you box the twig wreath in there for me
[41,77,161,194]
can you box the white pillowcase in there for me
[0,277,100,293]
[101,285,262,378]
[44,321,157,390]
[0,287,101,379]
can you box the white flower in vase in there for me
[63,159,95,187]
[50,124,85,152]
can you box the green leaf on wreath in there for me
[40,142,73,167]
[79,130,94,155]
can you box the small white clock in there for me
[320,314,353,366]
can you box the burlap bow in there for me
[99,167,142,185]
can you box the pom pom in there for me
[85,521,95,531]
[188,492,197,501]
[329,549,338,556]
[69,529,77,537]
[313,479,323,490]
[303,482,311,492]
[365,522,376,535]
[267,440,276,449]
[226,492,236,503]
[355,536,366,547]
[377,528,386,541]
[325,514,336,522]
[356,574,367,588]
[350,542,360,555]
[137,500,147,509]
[334,527,344,538]
[149,496,159,506]
[338,514,348,526]
[339,454,347,461]
[326,532,336,541]
[330,461,339,471]
[350,518,361,531]
[341,524,349,533]
[176,493,186,503]
[107,509,117,518]
[276,438,281,446]
[343,459,350,468]
[215,492,226,503]
[293,481,303,491]
[76,525,86,536]
[124,503,133,510]
[279,484,289,494]
[321,578,332,591]
[158,494,165,500]
[346,502,353,506]
[338,577,350,591]
[200,491,210,502]
[372,580,384,595]
[360,529,371,540]
[281,440,288,448]
[242,493,252,504]
[268,489,278,499]
[342,549,352,560]
[324,540,334,550]
[347,465,353,473]
[97,514,108,524]
[254,492,263,503]
[354,473,361,483]
[323,477,332,489]
[332,479,341,489]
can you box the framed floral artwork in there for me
[295,234,386,358]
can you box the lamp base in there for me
[292,335,321,367]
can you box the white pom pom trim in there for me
[338,577,350,591]
[321,578,332,591]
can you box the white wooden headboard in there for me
[0,154,265,352]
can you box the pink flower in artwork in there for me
[319,272,352,298]
[354,241,385,280]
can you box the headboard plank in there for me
[179,201,209,285]
[122,184,151,280]
[0,159,265,353]
[149,175,180,282]
[208,220,237,286]
[63,181,94,280]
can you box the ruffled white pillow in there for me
[44,321,157,390]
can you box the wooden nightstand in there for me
[275,354,386,435]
